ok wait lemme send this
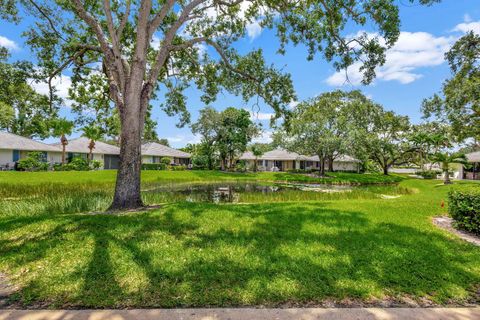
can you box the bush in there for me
[16,152,49,171]
[141,163,167,170]
[91,160,103,170]
[160,157,172,165]
[64,157,90,171]
[448,187,480,234]
[416,170,440,179]
[169,165,186,171]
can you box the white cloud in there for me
[288,100,299,109]
[249,110,274,121]
[252,130,273,143]
[246,21,262,40]
[453,21,480,35]
[0,35,19,51]
[326,31,454,86]
[30,74,72,105]
[167,134,201,145]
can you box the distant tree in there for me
[217,108,260,170]
[250,144,264,172]
[423,32,480,142]
[409,122,451,171]
[431,152,467,184]
[50,118,74,164]
[191,107,221,170]
[366,111,413,175]
[82,125,103,163]
[0,49,56,138]
[286,92,352,176]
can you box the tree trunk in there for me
[220,157,226,171]
[318,155,326,177]
[443,170,452,184]
[383,165,389,175]
[253,157,257,172]
[109,97,145,210]
[61,134,67,164]
[328,155,334,172]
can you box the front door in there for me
[274,160,283,171]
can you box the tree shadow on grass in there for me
[1,201,479,307]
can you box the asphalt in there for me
[1,308,479,320]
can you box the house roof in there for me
[141,142,190,158]
[0,132,59,152]
[466,151,480,163]
[52,137,120,155]
[240,149,306,161]
[240,148,360,162]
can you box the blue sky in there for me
[1,0,479,147]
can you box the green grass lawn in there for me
[0,171,479,308]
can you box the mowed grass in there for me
[0,171,479,308]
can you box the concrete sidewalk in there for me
[1,308,479,320]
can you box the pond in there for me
[142,182,412,204]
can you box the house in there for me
[0,132,60,169]
[51,137,121,169]
[239,148,360,172]
[141,142,191,166]
[461,151,480,180]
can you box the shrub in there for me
[170,165,186,171]
[448,187,480,234]
[16,152,49,171]
[91,160,103,170]
[416,170,440,179]
[141,163,167,170]
[64,157,90,171]
[160,157,172,165]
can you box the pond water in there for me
[142,182,410,204]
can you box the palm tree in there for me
[431,152,467,184]
[51,118,74,165]
[82,125,103,163]
[250,144,264,172]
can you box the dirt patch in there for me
[433,216,480,246]
[84,204,164,216]
[0,273,17,308]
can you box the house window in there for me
[12,150,20,162]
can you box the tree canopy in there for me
[423,31,480,143]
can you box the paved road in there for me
[1,308,479,320]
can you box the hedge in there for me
[141,163,167,170]
[448,187,480,234]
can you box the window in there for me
[12,150,20,162]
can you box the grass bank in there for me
[0,172,479,308]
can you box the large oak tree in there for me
[1,0,437,209]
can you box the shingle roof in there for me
[0,132,59,152]
[240,148,359,162]
[466,151,480,163]
[240,148,307,161]
[52,137,120,155]
[141,142,190,158]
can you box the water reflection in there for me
[144,183,353,203]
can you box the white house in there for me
[50,137,121,169]
[0,132,60,169]
[239,148,360,172]
[141,142,191,165]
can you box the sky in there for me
[1,0,480,148]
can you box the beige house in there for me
[239,148,360,172]
[459,151,480,180]
[141,142,191,165]
[51,137,121,169]
[0,132,60,169]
